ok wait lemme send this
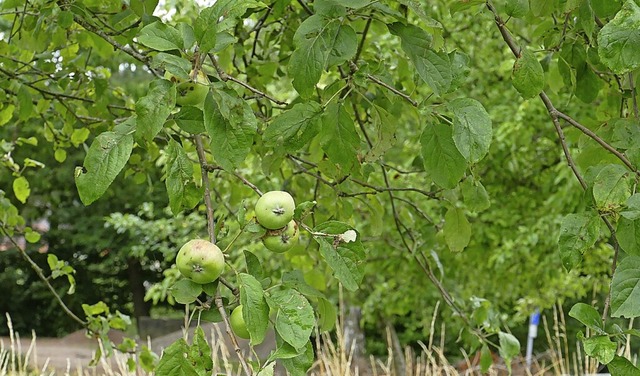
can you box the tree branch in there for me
[0,226,86,326]
[208,54,288,106]
[365,73,418,107]
[215,296,253,376]
[195,136,217,244]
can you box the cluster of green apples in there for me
[255,191,299,253]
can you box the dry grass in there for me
[2,304,635,376]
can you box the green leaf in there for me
[189,327,213,374]
[165,139,195,215]
[618,217,640,256]
[203,91,257,171]
[268,288,314,351]
[174,106,205,134]
[17,86,33,121]
[316,297,337,332]
[135,79,176,141]
[238,273,270,346]
[530,0,560,16]
[281,341,314,376]
[263,102,323,152]
[443,207,471,253]
[130,0,159,16]
[498,332,520,374]
[12,176,30,204]
[597,0,640,74]
[137,22,183,51]
[365,104,397,162]
[461,179,491,212]
[448,98,492,163]
[289,16,357,97]
[267,337,304,363]
[0,104,15,126]
[568,303,604,332]
[592,164,631,211]
[611,255,640,318]
[420,122,466,189]
[152,53,192,80]
[608,356,640,375]
[557,213,599,271]
[282,270,324,298]
[622,194,640,220]
[582,335,616,364]
[170,279,203,305]
[313,221,365,291]
[24,228,40,243]
[194,7,218,54]
[505,0,529,18]
[75,123,134,205]
[389,22,451,96]
[611,118,640,149]
[244,250,263,280]
[155,339,199,376]
[512,48,544,99]
[320,102,360,174]
[480,344,493,373]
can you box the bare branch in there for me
[366,73,418,107]
[214,296,253,376]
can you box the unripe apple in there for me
[255,191,295,230]
[230,305,250,339]
[262,220,299,253]
[165,69,210,107]
[175,239,225,284]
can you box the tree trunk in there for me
[127,258,150,320]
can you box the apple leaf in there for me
[281,341,314,376]
[189,327,213,374]
[569,303,605,333]
[420,122,466,188]
[498,332,520,375]
[512,48,545,99]
[135,79,176,141]
[289,15,357,98]
[320,102,360,174]
[313,221,365,291]
[592,164,631,211]
[137,21,183,51]
[622,194,640,220]
[580,334,616,364]
[268,287,314,351]
[203,90,257,171]
[263,102,323,152]
[170,279,202,305]
[461,179,491,212]
[388,22,452,96]
[608,356,640,375]
[557,213,599,271]
[611,255,640,318]
[617,217,640,256]
[316,297,337,332]
[365,104,398,162]
[443,207,471,252]
[155,339,199,376]
[165,139,198,215]
[238,273,269,346]
[12,176,29,204]
[448,97,492,163]
[597,0,640,74]
[75,120,135,205]
[174,106,205,134]
[0,104,15,126]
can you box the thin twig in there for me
[554,109,637,174]
[195,135,217,244]
[214,296,253,376]
[366,74,418,107]
[630,72,639,119]
[208,54,288,106]
[0,226,86,326]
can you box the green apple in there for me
[175,239,225,284]
[262,220,299,253]
[230,305,250,339]
[255,191,295,230]
[168,70,209,107]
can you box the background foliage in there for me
[1,0,640,373]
